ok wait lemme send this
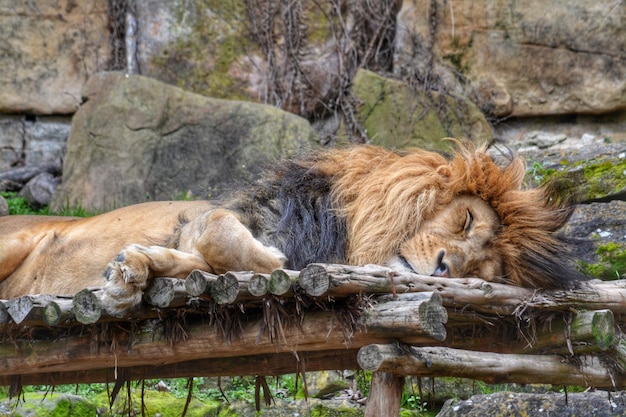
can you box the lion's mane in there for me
[233,142,581,289]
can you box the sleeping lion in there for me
[0,143,584,316]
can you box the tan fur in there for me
[0,143,580,316]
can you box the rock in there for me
[0,115,71,170]
[395,1,626,117]
[533,146,626,203]
[438,391,626,417]
[564,202,626,247]
[346,70,493,152]
[51,72,320,212]
[523,131,567,149]
[19,172,60,209]
[0,162,62,184]
[134,1,348,116]
[0,1,110,114]
[305,370,351,399]
[222,398,363,417]
[0,194,7,216]
[563,201,626,280]
[23,117,71,168]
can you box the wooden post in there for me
[364,371,404,417]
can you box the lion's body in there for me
[0,144,584,316]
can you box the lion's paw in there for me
[267,246,287,265]
[101,244,151,316]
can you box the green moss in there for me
[150,0,251,101]
[93,389,221,417]
[580,243,626,280]
[531,158,626,201]
[309,402,361,417]
[442,35,473,75]
[1,393,97,417]
[346,69,492,151]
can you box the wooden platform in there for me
[2,263,625,415]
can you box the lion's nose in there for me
[432,250,449,277]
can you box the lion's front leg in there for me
[192,209,287,274]
[102,244,210,316]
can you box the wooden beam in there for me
[298,264,626,315]
[0,349,360,387]
[0,294,444,378]
[357,344,626,389]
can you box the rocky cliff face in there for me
[395,0,626,118]
[0,0,110,115]
[1,1,624,119]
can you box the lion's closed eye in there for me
[462,209,473,234]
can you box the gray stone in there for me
[24,117,70,167]
[19,172,60,209]
[0,194,7,216]
[438,391,626,417]
[0,115,70,171]
[523,131,568,149]
[51,72,320,212]
[0,115,25,169]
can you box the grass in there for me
[2,191,50,215]
[1,191,96,217]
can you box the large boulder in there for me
[395,1,626,117]
[51,72,320,212]
[0,0,110,114]
[439,391,626,417]
[346,70,493,152]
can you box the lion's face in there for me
[388,195,504,279]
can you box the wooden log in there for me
[610,331,626,372]
[42,298,75,326]
[268,269,298,296]
[298,264,330,297]
[523,309,615,355]
[72,288,103,324]
[143,277,189,308]
[0,349,360,387]
[0,301,10,325]
[364,372,404,417]
[185,270,240,304]
[366,293,447,341]
[298,264,626,315]
[357,344,626,388]
[0,298,442,377]
[226,272,268,301]
[184,269,218,297]
[248,273,270,297]
[211,272,240,304]
[5,295,55,325]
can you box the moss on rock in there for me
[345,70,493,152]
